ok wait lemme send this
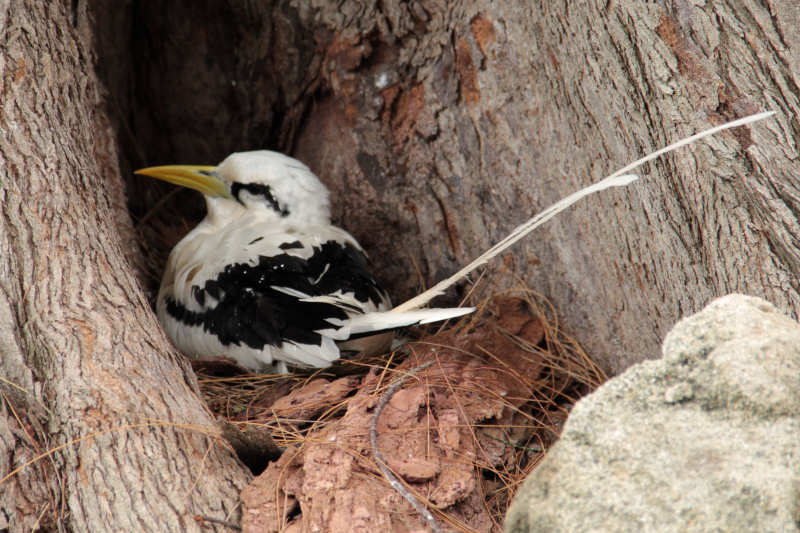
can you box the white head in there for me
[136,150,332,226]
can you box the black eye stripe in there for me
[231,183,290,217]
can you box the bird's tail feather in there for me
[390,111,776,313]
[320,307,474,340]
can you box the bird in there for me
[135,111,772,374]
[136,150,474,373]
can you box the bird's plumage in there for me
[138,150,472,372]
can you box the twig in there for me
[0,375,54,417]
[370,361,443,533]
[0,420,221,486]
[193,515,242,531]
[482,433,544,453]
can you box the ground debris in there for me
[198,291,604,533]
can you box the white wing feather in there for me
[318,307,474,340]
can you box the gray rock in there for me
[505,294,800,533]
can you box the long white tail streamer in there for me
[392,110,776,313]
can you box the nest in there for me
[195,288,606,533]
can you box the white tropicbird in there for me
[137,111,774,373]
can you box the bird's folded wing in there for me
[166,236,389,352]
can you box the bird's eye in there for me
[230,183,290,217]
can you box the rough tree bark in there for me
[0,2,250,532]
[2,0,798,530]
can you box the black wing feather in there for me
[165,241,386,350]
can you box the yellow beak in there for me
[134,165,233,199]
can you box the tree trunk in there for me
[0,2,250,532]
[2,0,798,530]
